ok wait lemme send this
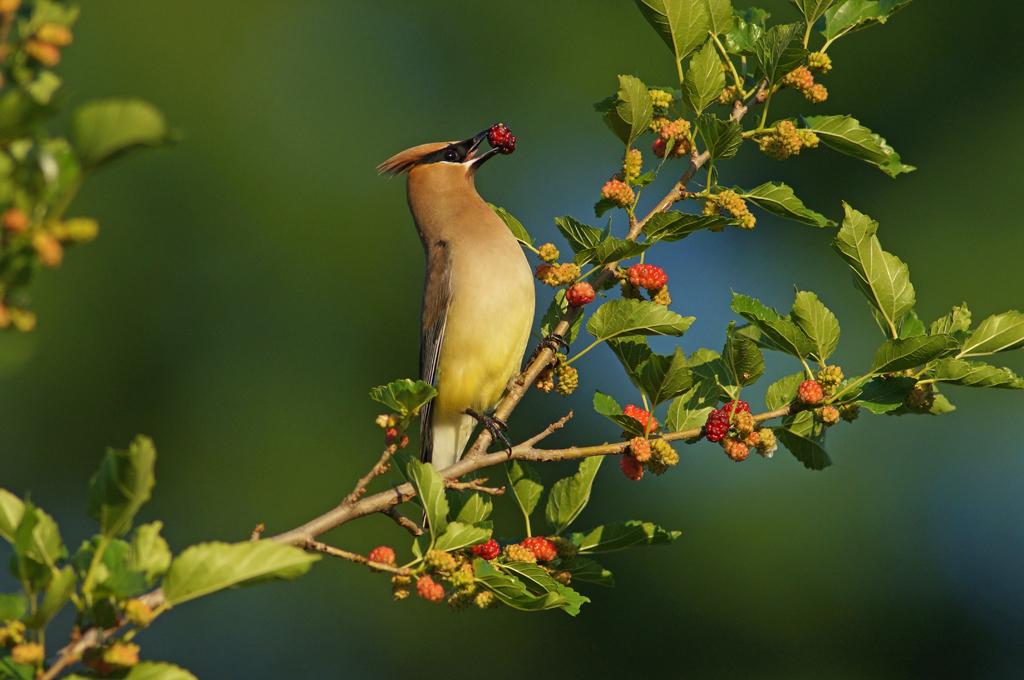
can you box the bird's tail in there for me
[429,409,476,471]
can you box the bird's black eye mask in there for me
[421,141,472,165]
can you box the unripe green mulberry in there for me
[474,590,498,609]
[817,365,844,393]
[448,563,476,588]
[707,189,756,229]
[425,549,458,574]
[797,129,820,149]
[649,438,679,473]
[758,120,805,161]
[648,89,673,111]
[755,428,777,457]
[601,178,635,208]
[392,573,413,600]
[623,148,643,184]
[808,51,832,73]
[538,242,560,263]
[535,262,581,287]
[550,536,578,559]
[555,362,579,396]
[734,411,755,436]
[839,403,860,422]
[504,543,537,564]
[0,620,25,646]
[651,285,671,306]
[718,85,739,106]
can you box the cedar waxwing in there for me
[378,128,535,470]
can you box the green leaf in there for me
[899,309,927,338]
[684,40,725,115]
[791,291,841,362]
[742,182,835,227]
[665,392,714,432]
[637,346,694,406]
[368,379,437,418]
[823,0,911,41]
[540,290,584,346]
[29,565,75,628]
[554,216,606,255]
[88,435,156,538]
[803,115,915,177]
[777,429,831,470]
[74,538,152,600]
[958,310,1024,357]
[123,662,199,680]
[643,210,728,242]
[931,359,1024,390]
[129,521,172,582]
[71,98,172,168]
[587,299,695,343]
[572,521,681,553]
[451,491,492,525]
[0,593,26,621]
[791,0,835,24]
[472,558,567,612]
[753,23,807,85]
[402,457,449,541]
[162,541,318,606]
[560,557,615,587]
[855,377,916,414]
[687,347,733,401]
[434,521,491,552]
[499,561,590,616]
[506,460,544,523]
[765,372,805,410]
[699,115,743,159]
[545,457,604,535]
[731,293,814,359]
[724,7,770,53]
[601,75,653,146]
[593,391,649,437]
[487,204,532,246]
[929,303,972,337]
[704,0,735,34]
[635,0,711,64]
[871,335,959,373]
[833,203,915,338]
[577,236,650,267]
[0,491,65,566]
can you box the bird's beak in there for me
[464,129,500,169]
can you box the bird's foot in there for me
[465,408,513,455]
[526,334,569,365]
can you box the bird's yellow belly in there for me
[433,247,534,415]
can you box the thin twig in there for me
[299,539,412,576]
[384,507,424,537]
[518,411,574,448]
[249,523,265,541]
[344,444,397,505]
[445,478,505,496]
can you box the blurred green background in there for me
[3,1,1023,677]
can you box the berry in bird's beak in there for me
[487,123,516,154]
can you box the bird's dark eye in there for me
[444,148,460,162]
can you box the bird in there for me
[378,126,535,471]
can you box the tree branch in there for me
[298,539,412,576]
[384,507,424,537]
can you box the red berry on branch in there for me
[471,538,501,561]
[521,536,558,562]
[720,399,750,418]
[623,404,658,433]
[368,546,396,566]
[627,263,668,291]
[487,123,516,154]
[619,453,644,481]
[797,379,825,405]
[704,410,730,443]
[566,281,596,307]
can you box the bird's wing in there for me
[419,241,452,463]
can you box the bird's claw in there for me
[465,408,513,455]
[541,334,569,353]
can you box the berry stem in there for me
[709,30,746,98]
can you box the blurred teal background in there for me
[2,1,1023,677]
